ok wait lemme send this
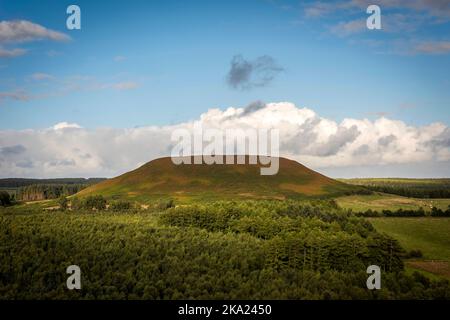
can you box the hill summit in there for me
[77,156,357,202]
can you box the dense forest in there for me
[341,179,450,199]
[1,200,449,299]
[16,184,88,201]
[355,206,450,217]
[0,178,106,201]
[361,185,450,198]
[0,178,106,188]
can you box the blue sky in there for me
[1,0,449,129]
[1,0,450,178]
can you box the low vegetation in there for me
[1,200,449,299]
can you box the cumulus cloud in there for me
[1,102,449,178]
[52,122,82,130]
[378,134,396,146]
[226,55,283,90]
[0,144,26,156]
[0,20,70,43]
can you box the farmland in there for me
[336,193,450,212]
[369,217,450,279]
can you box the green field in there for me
[336,193,450,212]
[369,217,450,278]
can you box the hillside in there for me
[77,156,359,203]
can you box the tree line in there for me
[355,206,450,217]
[16,184,89,201]
[0,178,106,188]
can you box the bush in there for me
[155,198,175,210]
[84,195,107,210]
[356,209,382,217]
[356,208,427,217]
[57,196,68,210]
[407,249,423,259]
[69,195,107,211]
[110,200,132,211]
[431,206,450,217]
[70,197,83,210]
[0,191,11,206]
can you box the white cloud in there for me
[52,122,82,130]
[0,20,69,59]
[0,47,26,58]
[0,102,449,178]
[0,20,70,43]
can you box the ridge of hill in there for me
[77,156,360,203]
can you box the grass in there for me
[369,217,450,279]
[336,193,450,212]
[77,156,360,203]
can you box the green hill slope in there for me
[77,156,359,203]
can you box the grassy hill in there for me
[77,156,359,203]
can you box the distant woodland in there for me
[0,178,106,201]
[341,179,450,199]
